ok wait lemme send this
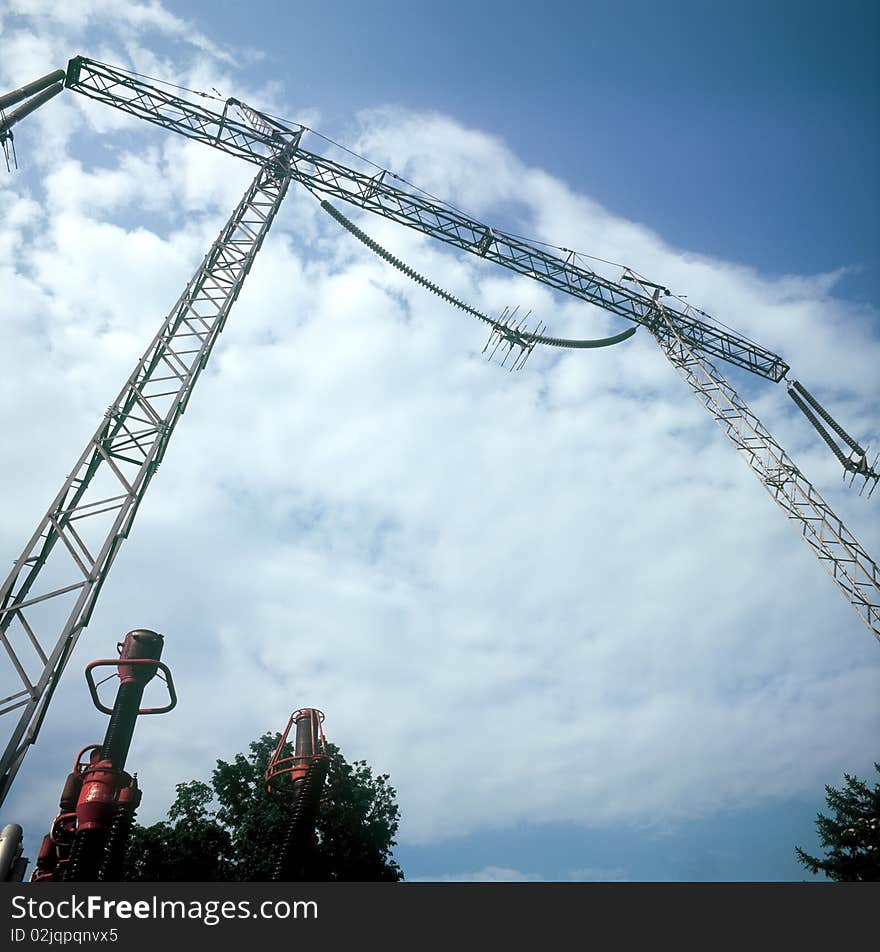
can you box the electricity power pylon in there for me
[0,56,877,807]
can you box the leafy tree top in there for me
[126,731,402,882]
[796,763,880,882]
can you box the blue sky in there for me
[174,0,880,299]
[0,0,878,884]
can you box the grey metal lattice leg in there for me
[650,299,880,641]
[0,161,292,804]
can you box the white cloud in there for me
[4,0,235,64]
[1,2,878,869]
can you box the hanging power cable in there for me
[318,197,636,369]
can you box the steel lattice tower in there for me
[0,125,295,802]
[0,56,877,806]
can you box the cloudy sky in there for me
[1,0,878,882]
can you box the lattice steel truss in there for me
[638,281,880,639]
[0,158,292,803]
[2,53,878,806]
[66,57,788,382]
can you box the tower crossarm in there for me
[2,53,868,814]
[64,56,789,383]
[64,57,298,166]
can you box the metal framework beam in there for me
[65,56,789,383]
[2,51,874,808]
[643,287,880,641]
[0,159,292,804]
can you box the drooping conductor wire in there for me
[318,196,637,370]
[265,708,330,881]
[0,54,878,819]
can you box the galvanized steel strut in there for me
[0,53,878,808]
[0,101,295,806]
[55,59,880,632]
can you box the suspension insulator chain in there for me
[321,200,497,326]
[790,380,864,455]
[787,380,879,495]
[788,387,851,467]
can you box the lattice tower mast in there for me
[0,57,877,806]
[0,95,297,805]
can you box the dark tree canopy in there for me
[125,732,402,882]
[796,763,880,882]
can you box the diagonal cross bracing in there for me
[0,160,292,804]
[65,56,789,383]
[651,303,880,641]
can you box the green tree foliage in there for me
[125,733,402,881]
[125,780,236,882]
[796,763,880,882]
